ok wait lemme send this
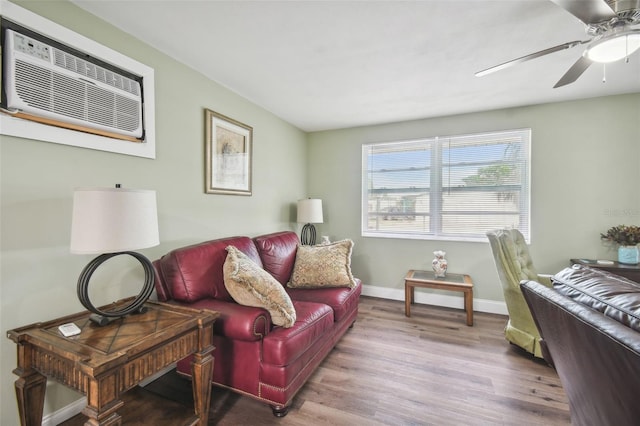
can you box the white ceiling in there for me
[71,0,640,132]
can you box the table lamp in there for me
[297,198,323,245]
[70,184,159,325]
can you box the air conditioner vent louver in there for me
[4,28,143,139]
[14,60,140,133]
[52,48,140,96]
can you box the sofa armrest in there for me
[169,299,272,341]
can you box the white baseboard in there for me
[361,284,508,315]
[42,397,87,426]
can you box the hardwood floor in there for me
[60,296,570,425]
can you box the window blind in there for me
[362,129,530,242]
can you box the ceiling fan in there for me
[476,0,640,87]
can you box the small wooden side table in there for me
[7,300,219,426]
[404,270,474,326]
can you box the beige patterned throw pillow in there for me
[223,245,296,328]
[288,239,356,289]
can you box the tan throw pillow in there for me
[288,239,356,289]
[223,245,296,328]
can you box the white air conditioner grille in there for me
[14,59,141,133]
[14,60,52,111]
[53,73,84,120]
[86,85,140,131]
[52,48,140,96]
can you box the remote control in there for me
[58,322,81,337]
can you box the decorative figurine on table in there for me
[432,250,448,278]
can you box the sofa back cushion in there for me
[253,231,299,285]
[154,236,262,303]
[552,265,640,332]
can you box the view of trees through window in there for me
[362,129,530,241]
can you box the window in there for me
[362,129,530,242]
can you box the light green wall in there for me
[308,93,640,302]
[0,1,307,423]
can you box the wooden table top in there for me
[405,269,472,287]
[7,299,218,374]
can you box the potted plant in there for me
[600,225,640,265]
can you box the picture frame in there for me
[205,109,253,195]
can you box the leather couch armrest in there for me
[171,299,272,341]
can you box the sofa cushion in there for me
[288,239,356,289]
[262,300,334,366]
[224,245,296,328]
[552,265,640,332]
[287,278,362,322]
[154,236,262,303]
[253,231,299,285]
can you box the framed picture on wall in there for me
[205,108,253,195]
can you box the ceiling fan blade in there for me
[475,40,588,77]
[549,0,617,25]
[554,56,593,88]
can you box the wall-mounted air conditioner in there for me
[3,27,144,141]
[0,1,155,158]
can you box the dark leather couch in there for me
[152,231,362,417]
[521,265,640,426]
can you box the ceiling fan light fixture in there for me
[586,31,640,63]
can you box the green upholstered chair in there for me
[486,228,552,358]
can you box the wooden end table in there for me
[7,300,219,426]
[404,270,474,326]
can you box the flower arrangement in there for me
[600,225,640,246]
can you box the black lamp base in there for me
[300,223,317,245]
[87,306,148,326]
[77,251,155,326]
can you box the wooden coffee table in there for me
[7,299,218,426]
[404,270,474,326]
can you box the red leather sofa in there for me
[152,231,362,416]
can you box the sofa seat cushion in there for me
[287,278,362,322]
[262,300,333,366]
[553,265,640,332]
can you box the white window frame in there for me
[362,129,531,242]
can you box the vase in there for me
[618,245,640,265]
[432,250,448,278]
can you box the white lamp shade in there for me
[70,187,159,254]
[297,198,323,224]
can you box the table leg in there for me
[14,369,46,426]
[405,282,412,317]
[191,347,215,425]
[82,398,123,426]
[464,290,473,326]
